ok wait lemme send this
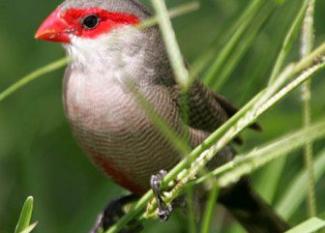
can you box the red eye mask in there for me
[35,7,140,43]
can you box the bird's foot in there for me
[150,170,173,221]
[89,194,143,233]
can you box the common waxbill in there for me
[35,0,289,232]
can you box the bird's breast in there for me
[63,72,181,193]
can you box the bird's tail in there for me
[218,179,289,233]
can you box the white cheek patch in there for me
[66,36,105,65]
[64,26,147,85]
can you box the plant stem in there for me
[268,0,310,84]
[0,57,70,103]
[186,187,197,233]
[151,0,190,90]
[204,0,264,87]
[212,2,275,90]
[138,1,199,29]
[204,0,266,87]
[194,119,325,187]
[300,0,317,217]
[191,0,269,82]
[200,185,219,233]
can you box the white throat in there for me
[64,26,148,78]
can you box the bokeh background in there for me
[1,0,325,232]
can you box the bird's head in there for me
[34,0,149,44]
[35,0,158,73]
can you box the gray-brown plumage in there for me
[35,0,289,232]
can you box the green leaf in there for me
[14,196,34,233]
[284,217,325,233]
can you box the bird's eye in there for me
[82,15,99,29]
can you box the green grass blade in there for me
[276,149,325,219]
[284,217,325,233]
[18,223,38,233]
[203,0,265,87]
[256,0,318,213]
[300,0,317,217]
[191,0,266,80]
[211,2,274,90]
[0,57,69,103]
[194,118,325,187]
[14,196,34,233]
[186,187,197,233]
[151,0,190,90]
[138,1,199,29]
[268,0,309,84]
[200,185,219,233]
[256,0,321,195]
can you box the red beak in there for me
[35,7,71,43]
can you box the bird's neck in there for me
[64,26,172,86]
[66,27,141,71]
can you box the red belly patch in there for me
[86,147,146,195]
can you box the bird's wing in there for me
[187,82,233,132]
[171,81,260,144]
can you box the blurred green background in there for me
[1,0,325,232]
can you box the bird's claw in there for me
[89,194,142,233]
[150,170,173,221]
[157,204,172,221]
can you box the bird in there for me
[35,0,289,232]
